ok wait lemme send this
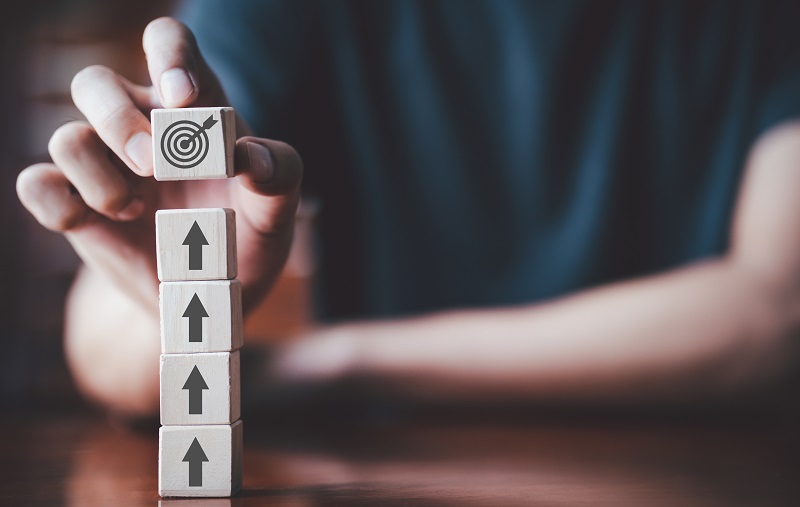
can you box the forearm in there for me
[312,122,800,404]
[64,266,161,415]
[331,257,797,403]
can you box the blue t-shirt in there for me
[181,0,800,320]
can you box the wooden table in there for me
[1,410,798,506]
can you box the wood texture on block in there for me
[156,208,237,281]
[159,421,243,498]
[160,280,243,354]
[152,107,236,181]
[160,351,240,426]
[159,499,240,507]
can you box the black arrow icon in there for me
[180,115,218,149]
[182,294,208,342]
[183,437,208,487]
[182,221,208,270]
[183,366,209,414]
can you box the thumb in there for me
[234,136,304,234]
[142,17,226,108]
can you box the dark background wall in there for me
[0,1,175,413]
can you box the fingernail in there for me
[247,142,274,183]
[160,68,194,105]
[125,132,153,174]
[116,198,145,221]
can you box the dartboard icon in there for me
[160,115,218,169]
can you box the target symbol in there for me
[161,115,219,169]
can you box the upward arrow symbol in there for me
[182,221,208,270]
[183,437,208,487]
[182,294,208,343]
[183,366,209,415]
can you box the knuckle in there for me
[273,140,305,175]
[48,122,96,162]
[71,65,114,97]
[98,103,142,130]
[148,16,186,33]
[15,164,46,203]
[144,17,196,49]
[85,186,132,216]
[47,208,84,232]
[271,139,297,155]
[237,135,259,146]
[16,164,85,232]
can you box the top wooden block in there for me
[152,107,236,181]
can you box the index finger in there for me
[71,65,157,176]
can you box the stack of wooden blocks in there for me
[152,107,243,498]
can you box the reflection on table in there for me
[2,411,798,506]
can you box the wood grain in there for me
[159,421,243,498]
[156,208,237,281]
[152,107,236,181]
[160,280,243,354]
[160,351,240,426]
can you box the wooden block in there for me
[159,421,243,498]
[152,107,236,181]
[156,208,237,281]
[160,280,243,354]
[160,351,240,426]
[160,499,242,507]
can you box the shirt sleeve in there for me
[176,0,321,138]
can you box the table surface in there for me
[1,411,798,506]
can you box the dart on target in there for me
[152,107,236,181]
[161,115,219,169]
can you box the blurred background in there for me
[3,3,800,505]
[0,0,313,415]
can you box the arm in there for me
[274,122,800,404]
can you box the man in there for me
[16,1,800,415]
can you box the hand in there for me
[16,17,303,311]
